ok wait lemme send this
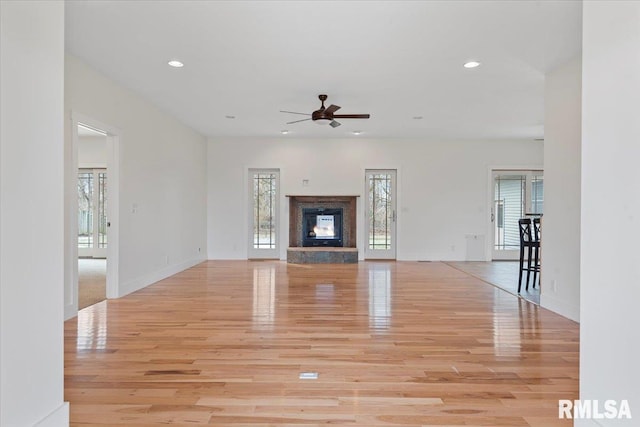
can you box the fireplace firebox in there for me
[302,208,343,247]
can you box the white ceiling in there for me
[65,1,582,140]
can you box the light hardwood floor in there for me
[445,261,540,305]
[65,261,578,426]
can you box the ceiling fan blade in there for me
[280,110,311,116]
[325,104,341,115]
[332,114,370,119]
[286,118,312,125]
[330,120,341,128]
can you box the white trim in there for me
[66,112,121,319]
[105,132,120,299]
[77,162,107,169]
[279,168,287,260]
[33,402,69,427]
[540,293,580,323]
[119,257,206,298]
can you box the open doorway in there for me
[77,123,108,309]
[66,113,120,318]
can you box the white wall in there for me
[78,135,107,168]
[541,56,581,322]
[580,2,640,425]
[0,1,69,425]
[207,137,543,261]
[65,54,208,315]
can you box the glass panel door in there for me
[248,169,280,259]
[365,170,397,259]
[78,168,107,258]
[492,170,543,260]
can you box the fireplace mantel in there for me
[285,195,360,202]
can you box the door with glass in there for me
[248,169,280,259]
[78,168,107,258]
[491,170,543,260]
[365,170,397,259]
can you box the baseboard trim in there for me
[64,303,77,321]
[34,402,69,427]
[540,293,580,322]
[119,257,206,298]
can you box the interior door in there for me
[491,170,543,260]
[364,169,397,259]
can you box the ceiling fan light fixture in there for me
[315,118,330,125]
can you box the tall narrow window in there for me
[493,174,525,252]
[531,174,544,215]
[248,169,280,259]
[78,171,94,249]
[98,172,108,248]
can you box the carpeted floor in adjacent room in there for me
[78,258,106,310]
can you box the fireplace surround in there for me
[286,195,358,263]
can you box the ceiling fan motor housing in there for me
[312,94,330,122]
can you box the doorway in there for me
[67,114,120,317]
[364,169,397,260]
[491,170,543,260]
[77,124,108,308]
[248,168,280,259]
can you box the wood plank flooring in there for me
[64,261,579,426]
[444,261,540,305]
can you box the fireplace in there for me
[286,195,358,263]
[302,208,343,247]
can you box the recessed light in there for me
[225,115,236,119]
[413,116,423,120]
[167,60,184,68]
[281,130,289,135]
[352,131,362,135]
[463,61,481,69]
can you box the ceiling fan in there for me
[281,94,370,128]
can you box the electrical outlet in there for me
[552,279,557,292]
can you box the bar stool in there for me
[518,218,540,293]
[532,217,541,288]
